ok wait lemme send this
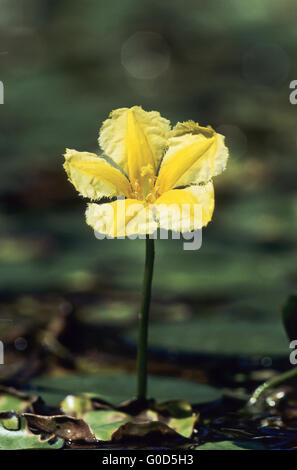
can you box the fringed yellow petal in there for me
[156,121,228,194]
[98,106,170,193]
[63,149,132,200]
[172,121,214,137]
[86,199,157,238]
[153,182,214,232]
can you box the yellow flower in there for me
[63,106,228,237]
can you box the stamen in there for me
[154,183,160,198]
[150,177,156,189]
[146,193,154,204]
[138,164,156,200]
[133,180,140,199]
[140,164,154,178]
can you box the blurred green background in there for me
[0,0,297,382]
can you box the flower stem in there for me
[248,366,297,406]
[137,235,155,400]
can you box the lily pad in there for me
[84,401,197,441]
[84,410,129,440]
[30,373,221,406]
[0,388,33,413]
[151,400,198,438]
[127,316,288,357]
[0,413,20,431]
[196,441,247,450]
[111,420,183,442]
[196,441,267,450]
[60,395,94,418]
[0,417,64,450]
[165,415,196,439]
[0,395,25,413]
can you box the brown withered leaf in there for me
[22,413,97,442]
[111,420,186,442]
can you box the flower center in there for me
[132,164,158,203]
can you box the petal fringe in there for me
[63,149,132,200]
[156,121,228,194]
[153,182,214,232]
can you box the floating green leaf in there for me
[60,395,94,418]
[84,410,129,441]
[196,441,247,450]
[0,395,25,414]
[84,403,197,441]
[111,421,181,441]
[0,413,19,431]
[153,400,198,438]
[164,415,197,439]
[0,417,64,450]
[0,387,34,414]
[30,373,222,406]
[127,316,288,356]
[196,441,267,450]
[154,400,192,418]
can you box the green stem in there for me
[137,235,155,400]
[248,366,297,406]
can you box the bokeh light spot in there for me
[14,337,28,351]
[121,31,170,80]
